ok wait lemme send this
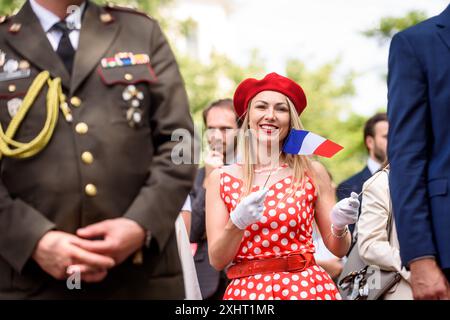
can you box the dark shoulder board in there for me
[104,2,155,21]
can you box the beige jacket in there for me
[357,170,413,300]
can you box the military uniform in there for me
[0,1,196,299]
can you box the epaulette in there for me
[104,2,154,20]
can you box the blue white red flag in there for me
[283,129,343,158]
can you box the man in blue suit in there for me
[388,4,450,300]
[336,112,388,233]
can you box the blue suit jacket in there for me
[388,4,450,269]
[336,166,372,201]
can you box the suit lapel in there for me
[436,4,450,51]
[4,1,71,89]
[362,166,372,180]
[70,3,120,94]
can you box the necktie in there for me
[52,21,75,74]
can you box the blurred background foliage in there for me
[363,10,428,44]
[0,0,428,183]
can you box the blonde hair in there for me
[238,95,315,198]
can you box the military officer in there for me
[0,0,196,299]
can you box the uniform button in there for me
[70,96,82,107]
[100,13,113,24]
[124,73,133,81]
[81,151,94,164]
[75,122,88,134]
[8,84,16,92]
[85,184,97,197]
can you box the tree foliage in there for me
[178,50,265,119]
[0,0,23,15]
[285,59,366,182]
[363,10,428,44]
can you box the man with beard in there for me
[186,99,240,299]
[336,112,388,233]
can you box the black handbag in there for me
[337,169,402,300]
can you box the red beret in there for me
[233,72,307,118]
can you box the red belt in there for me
[226,253,316,279]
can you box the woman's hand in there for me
[330,192,360,229]
[230,189,268,230]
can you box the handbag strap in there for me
[384,166,394,242]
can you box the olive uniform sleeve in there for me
[0,182,55,273]
[124,22,197,253]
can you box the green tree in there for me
[106,0,174,29]
[179,50,265,118]
[0,0,23,15]
[285,59,366,183]
[363,10,428,44]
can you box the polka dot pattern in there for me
[220,170,338,300]
[223,268,341,300]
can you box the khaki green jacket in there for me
[0,0,196,299]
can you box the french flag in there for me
[283,129,343,158]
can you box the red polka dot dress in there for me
[220,169,342,300]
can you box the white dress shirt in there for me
[29,0,86,51]
[367,157,382,175]
[181,195,192,212]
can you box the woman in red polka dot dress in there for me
[205,73,360,300]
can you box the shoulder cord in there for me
[0,71,71,159]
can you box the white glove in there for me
[230,188,268,230]
[330,192,360,229]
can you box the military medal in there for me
[122,84,145,128]
[122,84,136,101]
[131,99,140,108]
[3,59,18,73]
[103,53,151,127]
[0,58,30,82]
[101,52,150,69]
[126,107,143,128]
[18,60,30,70]
[7,98,22,118]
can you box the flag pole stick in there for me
[357,163,390,197]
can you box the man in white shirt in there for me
[29,0,84,51]
[188,99,239,299]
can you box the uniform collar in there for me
[5,1,71,88]
[367,157,381,175]
[29,0,86,32]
